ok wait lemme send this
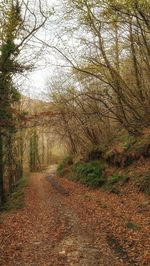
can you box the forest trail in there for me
[0,166,149,266]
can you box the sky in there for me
[20,0,83,100]
[20,0,65,99]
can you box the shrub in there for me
[1,177,27,211]
[72,161,105,187]
[57,155,73,176]
[108,173,129,185]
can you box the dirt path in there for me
[0,166,149,265]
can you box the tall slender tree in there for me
[0,0,48,204]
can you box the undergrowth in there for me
[72,161,105,187]
[137,175,150,195]
[57,155,73,176]
[108,174,129,185]
[57,130,150,194]
[1,177,28,211]
[102,173,130,193]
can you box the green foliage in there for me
[108,174,122,184]
[121,134,137,149]
[0,1,25,204]
[72,161,105,187]
[126,221,139,230]
[20,111,29,118]
[108,173,129,185]
[1,40,16,61]
[57,155,73,176]
[11,88,21,102]
[1,177,27,211]
[103,173,129,192]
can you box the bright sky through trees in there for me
[22,0,63,99]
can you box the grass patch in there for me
[72,161,105,187]
[1,177,27,211]
[108,174,129,185]
[103,173,129,193]
[57,155,73,177]
[108,174,122,184]
[126,221,139,230]
[121,134,137,149]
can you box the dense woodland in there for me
[0,0,49,204]
[50,0,150,151]
[0,1,150,265]
[0,0,150,203]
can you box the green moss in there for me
[126,221,139,230]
